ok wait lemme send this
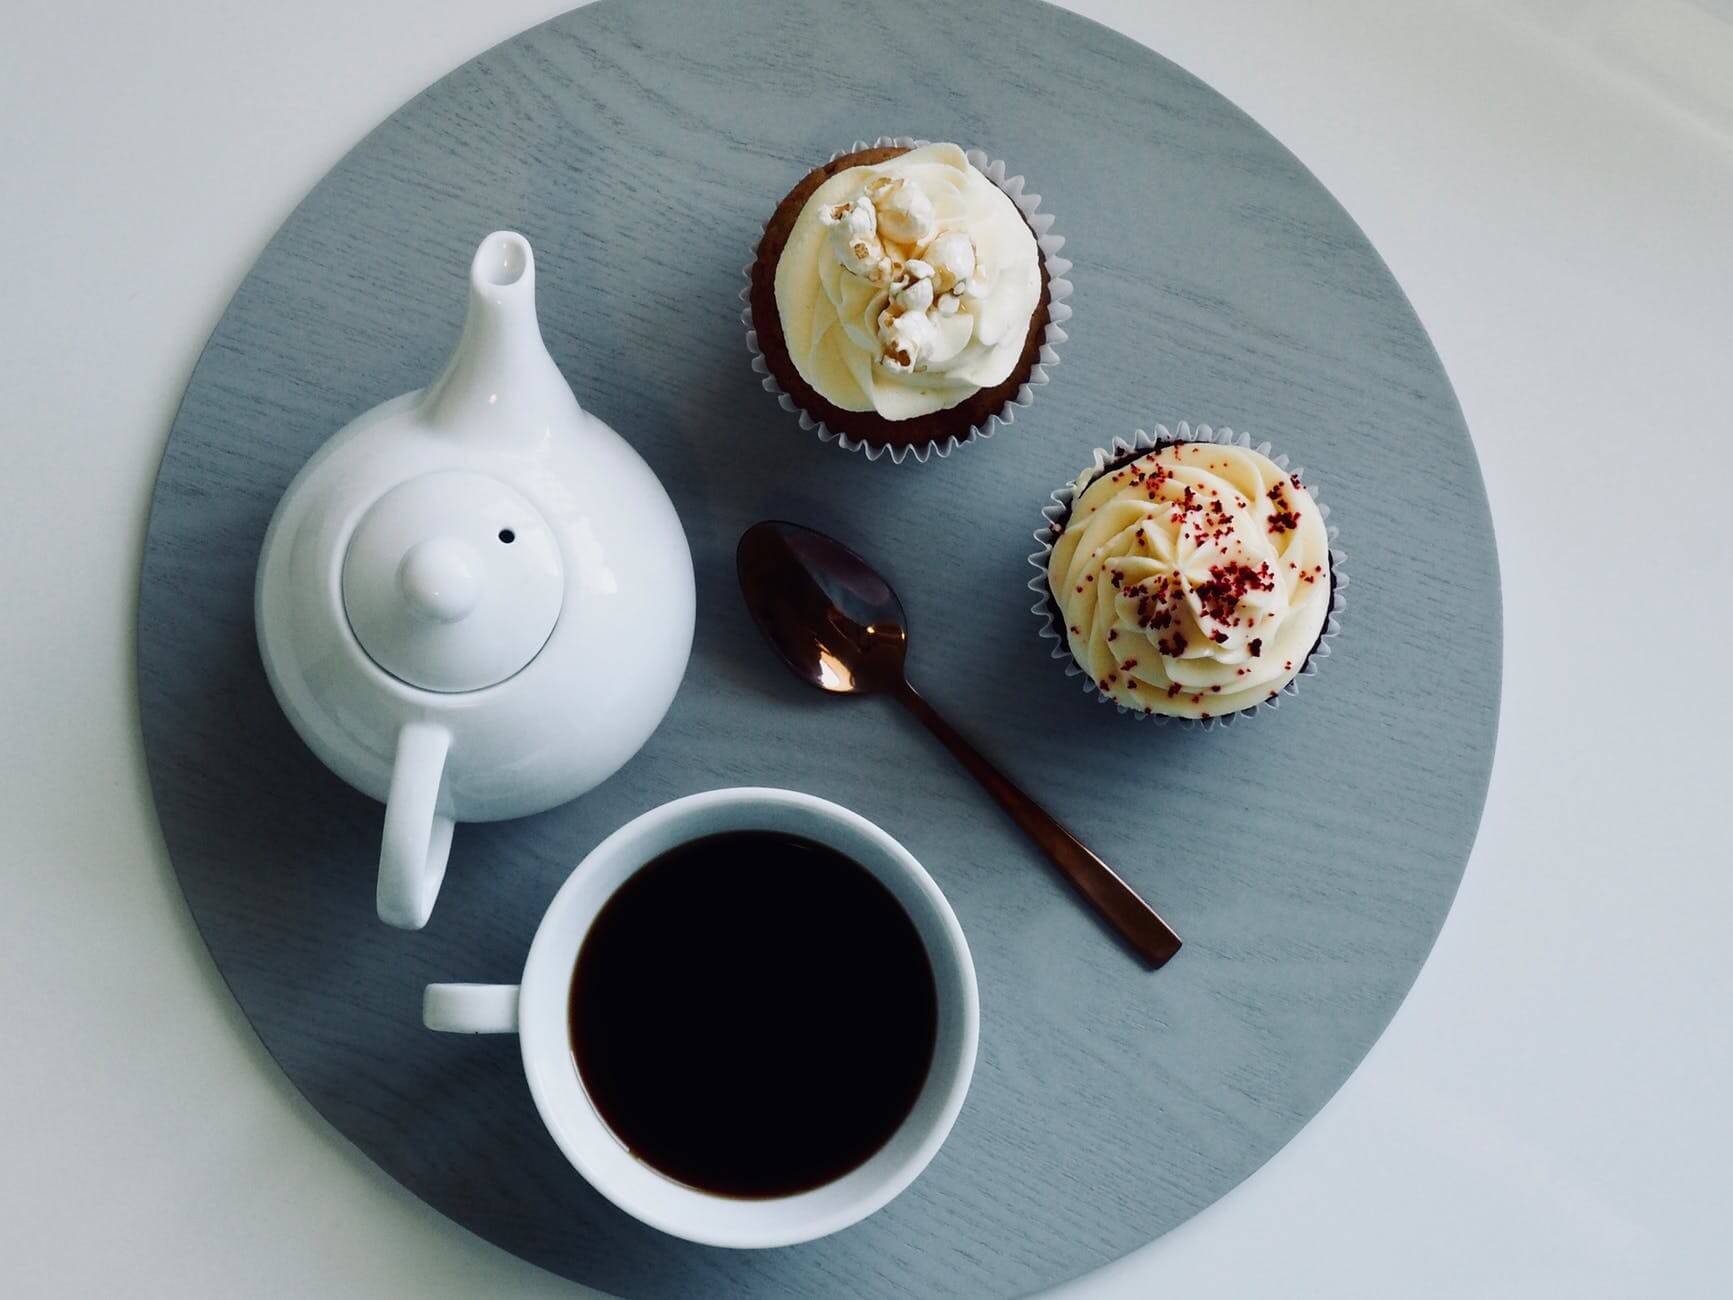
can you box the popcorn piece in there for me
[819,198,884,279]
[890,273,934,315]
[888,259,936,314]
[819,197,873,232]
[923,231,976,293]
[878,308,938,373]
[864,174,936,246]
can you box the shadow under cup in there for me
[509,788,979,1249]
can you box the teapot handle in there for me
[376,722,456,929]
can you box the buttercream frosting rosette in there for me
[744,137,1073,464]
[1029,424,1347,726]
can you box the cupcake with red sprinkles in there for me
[1030,423,1344,724]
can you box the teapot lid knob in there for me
[341,470,563,693]
[399,538,482,625]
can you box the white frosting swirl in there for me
[1047,442,1331,718]
[773,143,1042,421]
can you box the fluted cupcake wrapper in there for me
[741,135,1074,465]
[1027,422,1349,728]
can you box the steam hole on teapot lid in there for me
[499,528,515,544]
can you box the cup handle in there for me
[423,983,520,1033]
[376,722,456,930]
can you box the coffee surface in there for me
[569,831,939,1198]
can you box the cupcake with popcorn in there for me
[1031,425,1345,723]
[745,138,1071,463]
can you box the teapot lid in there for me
[341,470,563,693]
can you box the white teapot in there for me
[255,232,695,930]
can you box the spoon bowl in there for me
[737,522,910,694]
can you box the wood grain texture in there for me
[136,0,1501,1294]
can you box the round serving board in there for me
[137,0,1501,1294]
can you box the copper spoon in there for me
[736,520,1181,969]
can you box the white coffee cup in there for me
[422,786,979,1248]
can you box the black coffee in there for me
[568,830,938,1199]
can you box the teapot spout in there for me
[421,231,573,432]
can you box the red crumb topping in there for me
[1192,562,1275,626]
[1266,481,1301,534]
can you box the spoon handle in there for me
[894,680,1182,969]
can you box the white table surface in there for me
[3,1,1729,1295]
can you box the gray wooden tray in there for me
[136,0,1501,1294]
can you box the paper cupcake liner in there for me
[741,135,1074,465]
[1026,422,1348,729]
